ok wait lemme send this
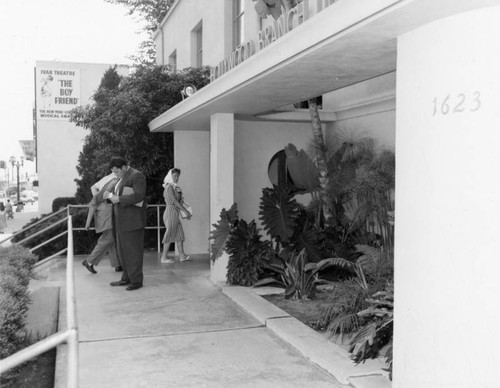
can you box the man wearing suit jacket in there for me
[106,157,147,291]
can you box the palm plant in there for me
[320,244,393,342]
[255,248,338,300]
[349,283,394,379]
[319,137,395,259]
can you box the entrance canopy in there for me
[149,0,497,133]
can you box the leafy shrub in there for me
[259,186,324,262]
[52,197,78,213]
[210,204,269,286]
[0,245,37,363]
[12,207,97,259]
[226,219,268,286]
[209,203,239,262]
[317,246,393,374]
[349,283,393,379]
[255,249,337,300]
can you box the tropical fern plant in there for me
[320,244,393,341]
[209,203,271,286]
[259,186,299,245]
[255,248,338,300]
[225,219,269,286]
[209,203,239,262]
[349,283,394,379]
[259,185,324,261]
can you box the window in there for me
[233,0,244,50]
[191,22,203,68]
[294,96,323,109]
[168,50,177,71]
[196,26,203,68]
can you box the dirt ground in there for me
[262,288,336,331]
[0,350,55,388]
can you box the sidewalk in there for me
[0,202,42,246]
[46,254,344,387]
[18,204,390,387]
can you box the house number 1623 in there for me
[432,92,481,116]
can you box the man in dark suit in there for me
[106,157,147,291]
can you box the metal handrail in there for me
[0,216,79,387]
[0,203,166,385]
[0,204,166,253]
[0,206,68,246]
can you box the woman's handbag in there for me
[180,201,192,219]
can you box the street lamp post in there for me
[9,156,24,202]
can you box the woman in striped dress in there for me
[160,168,192,263]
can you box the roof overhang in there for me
[149,0,499,133]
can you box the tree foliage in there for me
[105,0,176,64]
[71,64,211,204]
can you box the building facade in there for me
[35,60,129,213]
[149,0,500,386]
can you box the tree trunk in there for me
[307,98,330,219]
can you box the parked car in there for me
[20,190,37,204]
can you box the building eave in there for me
[149,0,499,133]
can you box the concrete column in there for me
[209,113,235,283]
[174,130,210,255]
[395,6,500,387]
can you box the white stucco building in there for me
[149,0,500,386]
[35,60,129,213]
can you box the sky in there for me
[0,0,147,176]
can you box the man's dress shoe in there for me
[126,284,142,291]
[110,280,131,287]
[82,260,97,274]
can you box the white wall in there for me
[395,6,500,387]
[155,0,230,68]
[37,61,129,213]
[323,72,396,150]
[234,120,314,226]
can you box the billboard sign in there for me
[19,140,36,161]
[36,67,81,120]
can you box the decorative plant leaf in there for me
[259,187,299,244]
[209,203,238,262]
[304,257,339,274]
[293,223,323,262]
[253,277,284,288]
[284,143,320,192]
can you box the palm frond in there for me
[327,312,362,343]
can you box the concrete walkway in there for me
[12,204,390,387]
[43,253,350,388]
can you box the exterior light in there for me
[181,84,197,100]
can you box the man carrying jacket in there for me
[106,157,147,291]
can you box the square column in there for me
[395,6,500,386]
[210,113,235,283]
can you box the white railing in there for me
[0,216,79,387]
[0,204,166,254]
[0,204,166,386]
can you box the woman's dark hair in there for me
[171,168,181,175]
[110,157,127,169]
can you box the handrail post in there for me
[66,216,79,387]
[157,205,161,254]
